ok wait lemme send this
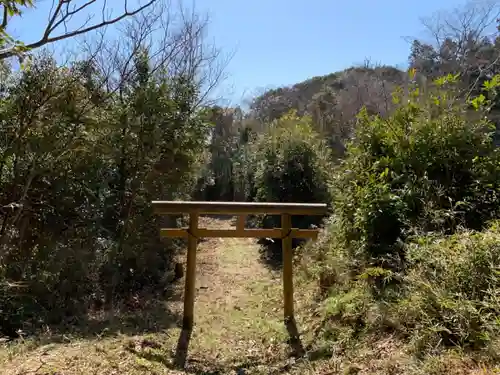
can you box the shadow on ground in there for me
[8,282,184,348]
[127,338,334,375]
[257,238,306,270]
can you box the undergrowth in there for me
[301,73,500,371]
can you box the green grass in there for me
[2,218,500,374]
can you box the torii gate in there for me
[152,200,328,368]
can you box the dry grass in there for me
[0,217,312,374]
[2,217,500,374]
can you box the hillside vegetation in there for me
[1,1,500,374]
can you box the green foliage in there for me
[0,50,209,332]
[399,223,500,351]
[0,1,35,58]
[310,223,500,356]
[194,107,243,201]
[249,112,332,207]
[239,112,332,263]
[332,75,500,273]
[304,73,500,361]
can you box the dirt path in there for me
[4,218,500,374]
[174,217,289,373]
[0,217,305,375]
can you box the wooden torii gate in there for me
[152,201,328,368]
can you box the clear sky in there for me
[12,0,471,105]
[199,0,469,104]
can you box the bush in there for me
[303,74,500,359]
[397,223,500,351]
[240,112,332,263]
[332,74,500,274]
[310,223,500,356]
[0,52,208,334]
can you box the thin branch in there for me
[44,0,65,40]
[465,54,500,100]
[0,0,159,60]
[1,6,8,30]
[48,0,97,37]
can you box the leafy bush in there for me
[310,222,500,356]
[0,51,209,333]
[332,74,500,274]
[303,73,500,359]
[240,112,332,264]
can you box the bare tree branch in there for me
[409,0,500,99]
[1,6,8,31]
[67,0,229,112]
[0,0,160,60]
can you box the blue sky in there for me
[12,0,470,104]
[199,0,468,104]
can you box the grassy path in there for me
[8,217,486,374]
[174,217,289,372]
[0,218,318,374]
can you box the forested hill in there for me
[246,30,500,131]
[249,66,406,124]
[233,23,500,157]
[202,10,500,203]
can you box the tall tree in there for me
[0,0,226,331]
[410,0,500,98]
